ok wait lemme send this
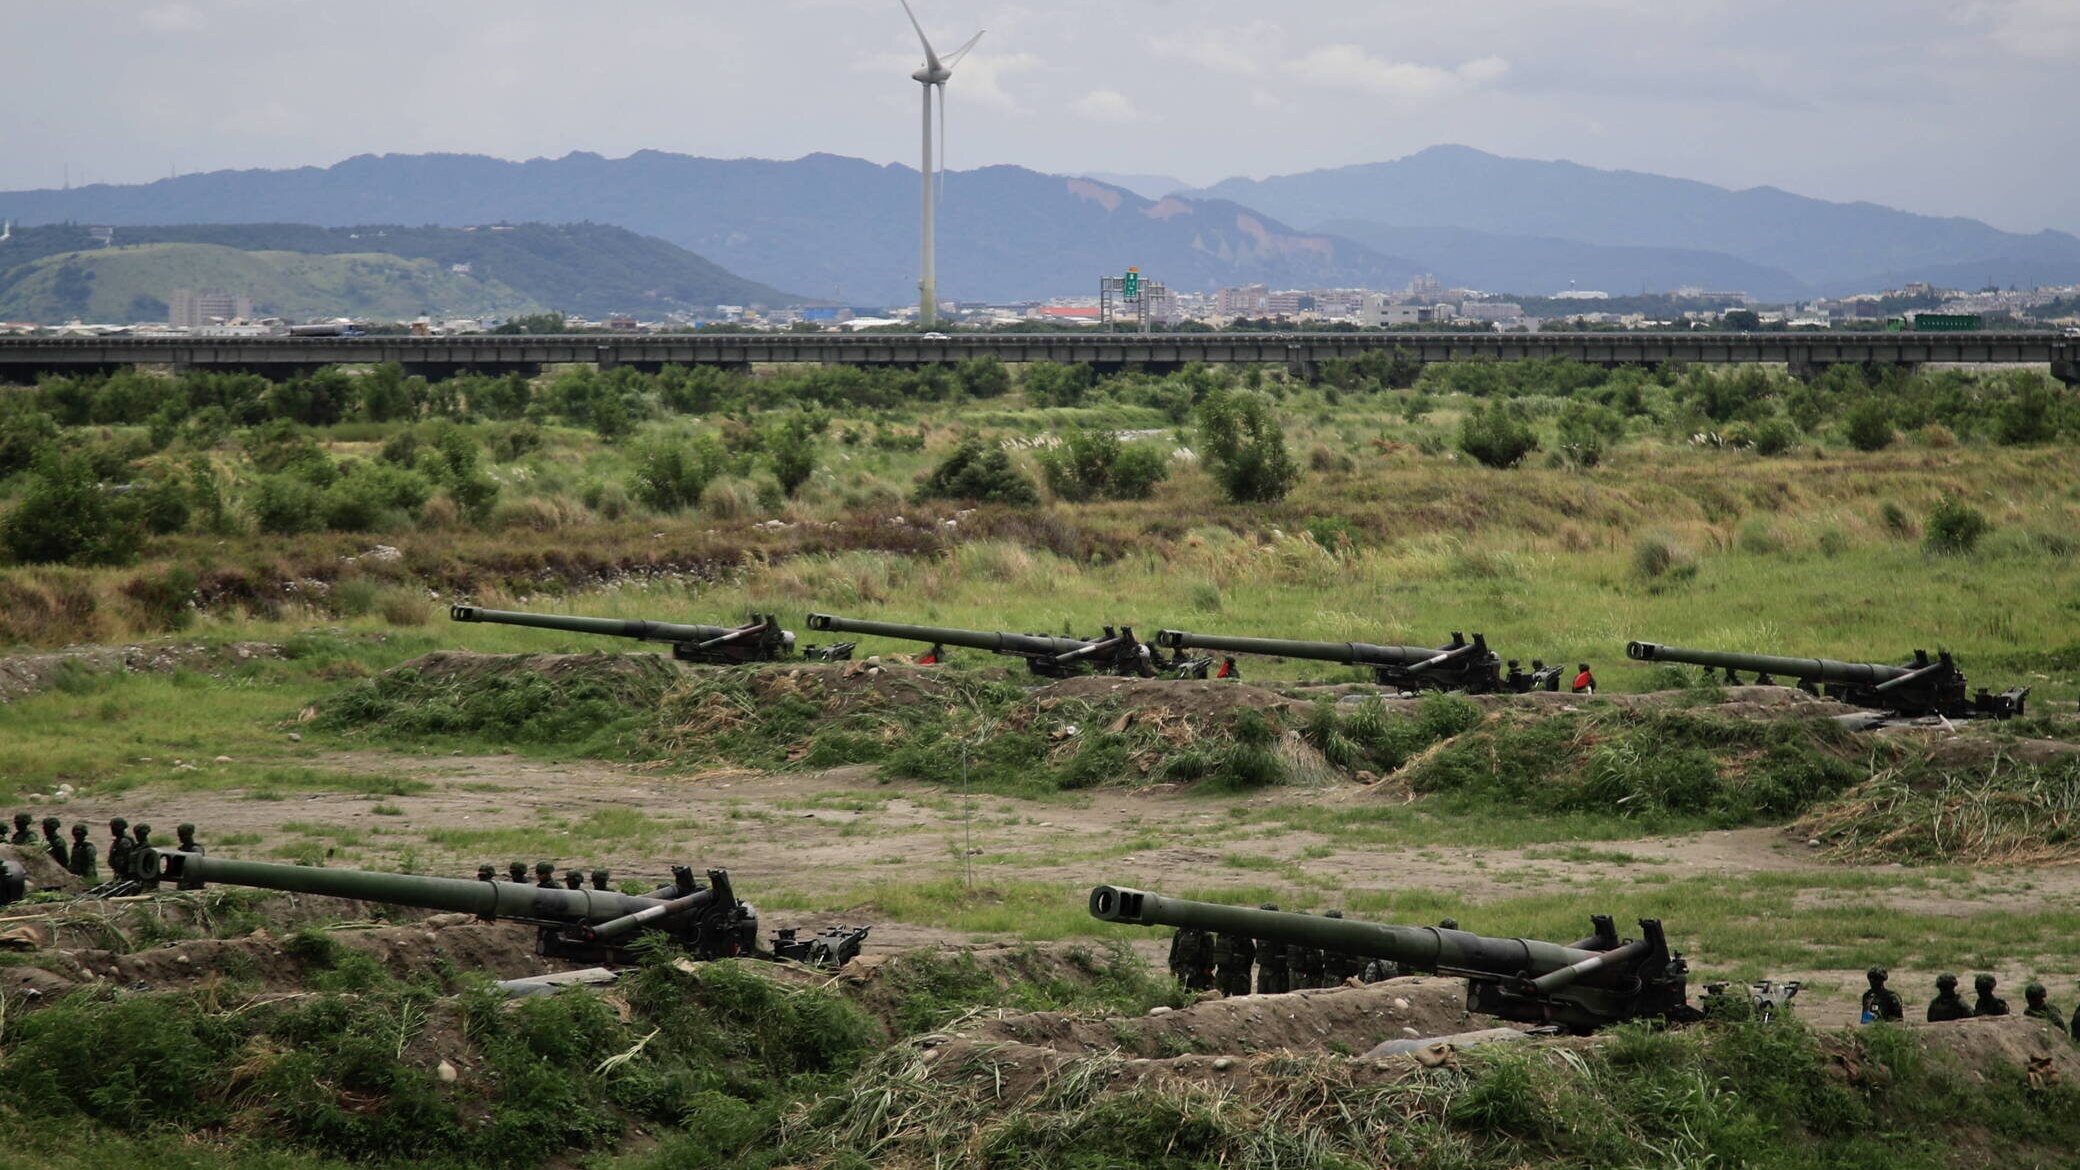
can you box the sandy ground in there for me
[19,739,2080,1029]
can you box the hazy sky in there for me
[9,0,2077,233]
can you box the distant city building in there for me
[1362,295,1439,327]
[1552,288,1610,301]
[1460,301,1525,322]
[170,287,254,328]
[1265,290,1315,316]
[1216,284,1269,315]
[1408,274,1445,298]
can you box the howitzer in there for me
[1090,884,1693,1033]
[450,605,851,664]
[1625,641,2027,719]
[1155,629,1546,694]
[805,613,1212,679]
[133,849,826,966]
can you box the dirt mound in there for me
[2,911,554,1003]
[1902,1013,2080,1083]
[1041,675,1305,720]
[399,649,682,689]
[0,640,284,705]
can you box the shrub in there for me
[250,474,325,535]
[1843,399,1894,451]
[1038,427,1171,502]
[1023,362,1095,407]
[1923,493,1989,555]
[954,356,1012,398]
[1195,389,1299,503]
[1,449,143,565]
[765,411,820,497]
[1750,417,1798,455]
[1632,532,1696,583]
[1554,400,1622,467]
[1994,374,2061,444]
[1878,500,1915,538]
[1458,401,1539,469]
[630,434,729,512]
[915,437,1039,506]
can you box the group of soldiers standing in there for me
[8,812,206,887]
[1861,966,2076,1034]
[1166,908,1462,995]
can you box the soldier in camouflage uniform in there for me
[106,818,134,881]
[9,813,32,846]
[1973,973,2010,1017]
[1212,930,1256,996]
[41,817,69,869]
[2023,983,2066,1032]
[1288,912,1327,989]
[67,824,97,880]
[1321,911,1368,986]
[1927,973,1972,1022]
[1253,904,1290,994]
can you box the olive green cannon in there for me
[805,613,1213,678]
[450,605,851,665]
[136,848,777,965]
[1625,640,2027,720]
[1089,884,1694,1033]
[1155,629,1550,693]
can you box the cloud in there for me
[955,51,1042,112]
[1147,27,1277,77]
[1975,0,2080,60]
[1073,89,1151,123]
[1290,45,1511,101]
[141,2,204,32]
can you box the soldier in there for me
[67,824,97,880]
[1973,973,2010,1017]
[563,870,584,890]
[477,863,497,882]
[10,812,33,845]
[1167,926,1213,990]
[534,861,559,890]
[2024,983,2066,1032]
[1212,930,1255,996]
[508,861,529,884]
[131,824,156,887]
[1253,904,1289,995]
[1572,664,1596,694]
[1927,973,1973,1022]
[106,817,134,880]
[1321,910,1367,985]
[1289,911,1327,990]
[1859,966,1904,1023]
[41,816,69,869]
[176,823,204,854]
[590,869,611,891]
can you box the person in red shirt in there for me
[1571,664,1595,694]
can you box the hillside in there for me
[0,152,1419,304]
[0,243,541,324]
[1195,145,2080,296]
[0,222,794,321]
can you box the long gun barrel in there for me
[807,613,1165,678]
[1089,884,1691,1032]
[451,605,808,665]
[1625,641,2026,719]
[1156,629,1522,693]
[139,848,758,964]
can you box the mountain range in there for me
[2,145,2073,308]
[0,222,792,323]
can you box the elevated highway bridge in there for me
[0,331,2073,385]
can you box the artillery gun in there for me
[1156,629,1558,694]
[134,848,866,968]
[1625,640,2028,720]
[450,605,854,665]
[805,613,1215,679]
[1089,884,1694,1033]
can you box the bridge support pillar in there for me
[2053,360,2080,388]
[1284,346,1316,382]
[594,346,619,373]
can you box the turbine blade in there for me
[943,30,985,70]
[898,0,942,69]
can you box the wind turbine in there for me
[899,0,983,328]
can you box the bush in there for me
[1458,401,1539,469]
[765,412,820,497]
[250,473,325,535]
[630,434,730,512]
[1195,389,1299,503]
[1,449,143,565]
[955,356,1012,398]
[1843,399,1894,451]
[915,437,1039,506]
[1750,417,1798,455]
[1923,493,1989,555]
[1632,532,1696,583]
[1037,427,1171,502]
[1554,401,1621,467]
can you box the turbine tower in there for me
[899,0,983,328]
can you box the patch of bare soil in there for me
[920,978,1482,1100]
[0,640,284,704]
